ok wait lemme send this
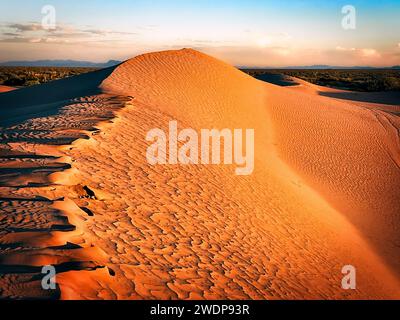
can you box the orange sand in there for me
[0,85,15,93]
[0,49,399,299]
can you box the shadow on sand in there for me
[0,66,117,127]
[253,73,298,87]
[319,90,400,106]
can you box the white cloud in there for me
[335,46,355,51]
[254,32,291,48]
[256,37,272,48]
[335,46,380,58]
[272,47,291,56]
[360,48,380,58]
[29,38,42,43]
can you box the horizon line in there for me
[0,58,399,69]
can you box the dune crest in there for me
[0,85,15,93]
[0,49,399,299]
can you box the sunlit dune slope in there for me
[0,85,15,93]
[265,80,400,276]
[0,49,399,299]
[103,50,400,274]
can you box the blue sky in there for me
[0,0,399,66]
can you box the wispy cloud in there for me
[7,23,43,32]
[335,46,380,58]
[2,32,20,37]
[249,32,292,48]
[335,46,356,52]
[360,48,380,58]
[81,29,137,36]
[0,22,138,45]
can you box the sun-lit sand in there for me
[0,49,399,299]
[0,85,15,93]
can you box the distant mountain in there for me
[283,65,346,70]
[0,60,121,68]
[242,65,400,70]
[293,65,377,70]
[2,60,398,70]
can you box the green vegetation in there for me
[0,66,98,87]
[243,69,400,92]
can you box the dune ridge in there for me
[0,49,399,299]
[0,86,15,93]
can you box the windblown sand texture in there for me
[0,49,399,299]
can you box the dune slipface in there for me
[0,49,399,299]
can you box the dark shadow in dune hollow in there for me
[319,90,400,106]
[0,66,117,127]
[253,73,298,87]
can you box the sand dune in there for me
[0,85,15,93]
[0,49,399,299]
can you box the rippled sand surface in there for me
[0,49,399,299]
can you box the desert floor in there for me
[0,49,399,299]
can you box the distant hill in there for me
[2,60,398,70]
[281,65,376,70]
[0,60,121,68]
[241,65,400,70]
